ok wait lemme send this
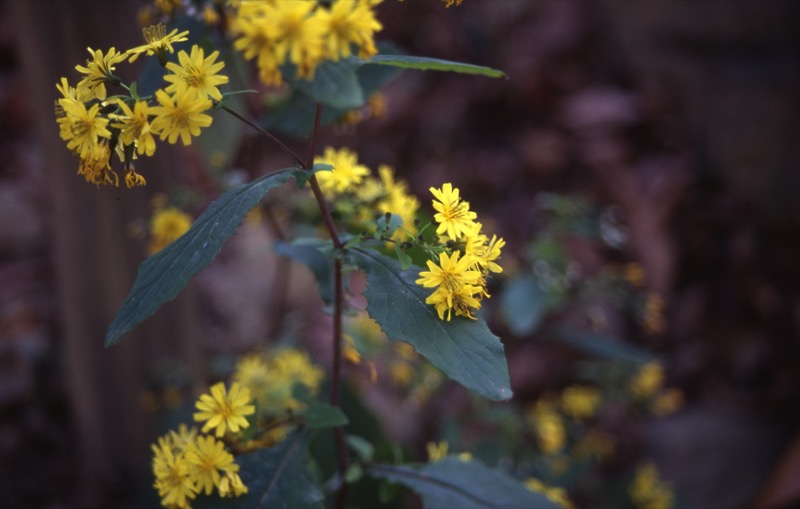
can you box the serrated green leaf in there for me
[273,239,333,303]
[357,54,506,79]
[105,168,313,347]
[366,457,562,509]
[289,59,364,109]
[194,431,323,509]
[348,249,511,401]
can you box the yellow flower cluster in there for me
[231,0,383,86]
[55,24,227,187]
[629,462,675,509]
[314,146,420,241]
[231,347,325,443]
[629,361,684,416]
[416,183,505,321]
[152,383,254,509]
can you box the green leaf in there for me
[348,249,511,401]
[376,212,403,239]
[357,54,506,79]
[549,326,658,363]
[194,431,324,509]
[500,275,553,336]
[366,457,562,509]
[289,59,364,109]
[105,168,316,347]
[265,47,402,138]
[273,239,334,303]
[346,434,375,462]
[292,382,348,429]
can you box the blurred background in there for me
[1,0,799,507]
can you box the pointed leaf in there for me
[194,431,323,509]
[289,59,364,109]
[367,457,562,509]
[273,239,334,303]
[105,168,318,347]
[358,54,506,79]
[348,249,511,401]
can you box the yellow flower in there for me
[193,382,256,437]
[267,1,325,79]
[128,23,190,65]
[375,165,419,240]
[315,146,370,196]
[426,440,449,462]
[168,424,198,453]
[629,462,674,509]
[561,385,600,420]
[524,478,575,509]
[218,471,248,497]
[651,388,684,416]
[74,47,126,100]
[425,284,482,321]
[57,99,111,159]
[151,437,196,509]
[528,399,566,454]
[631,361,665,399]
[148,207,193,254]
[464,228,505,275]
[430,183,479,240]
[317,0,382,60]
[150,88,213,146]
[164,45,229,101]
[416,250,481,292]
[124,167,147,188]
[417,250,483,320]
[77,142,117,187]
[231,3,284,85]
[111,99,156,156]
[184,435,239,496]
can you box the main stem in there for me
[303,104,348,508]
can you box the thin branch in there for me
[331,258,348,509]
[219,104,305,167]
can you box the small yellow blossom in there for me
[193,382,256,437]
[631,361,665,399]
[112,99,157,156]
[218,471,248,497]
[561,385,601,420]
[316,0,382,60]
[528,399,566,454]
[150,88,213,146]
[148,206,193,254]
[74,47,126,100]
[629,462,674,509]
[128,23,190,65]
[416,250,483,320]
[524,478,575,509]
[430,183,479,240]
[184,435,239,495]
[651,388,684,416]
[151,437,196,509]
[164,45,229,101]
[315,146,370,196]
[427,440,449,462]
